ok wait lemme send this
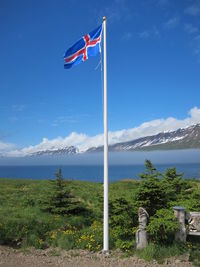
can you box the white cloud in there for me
[96,0,131,25]
[139,31,150,39]
[139,26,160,39]
[184,23,200,61]
[12,104,26,112]
[4,106,200,157]
[184,23,199,34]
[163,17,180,29]
[185,4,200,16]
[122,32,133,41]
[0,141,15,153]
[193,35,200,60]
[158,0,169,6]
[52,116,78,127]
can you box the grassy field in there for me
[0,178,138,250]
[0,163,200,265]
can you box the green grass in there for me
[0,177,200,265]
[135,242,187,264]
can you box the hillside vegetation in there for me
[0,161,200,265]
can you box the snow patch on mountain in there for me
[1,106,200,157]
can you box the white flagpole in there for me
[103,16,109,253]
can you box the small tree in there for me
[55,167,63,188]
[142,159,157,177]
[109,197,137,250]
[42,167,88,216]
[163,168,185,195]
[134,160,167,216]
[147,208,179,244]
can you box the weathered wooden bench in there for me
[188,232,200,236]
[174,207,200,241]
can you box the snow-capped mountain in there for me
[9,123,200,157]
[29,146,78,156]
[87,123,200,152]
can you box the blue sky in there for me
[0,0,200,155]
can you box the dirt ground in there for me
[0,245,194,267]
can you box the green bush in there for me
[109,197,137,251]
[0,209,56,247]
[147,208,179,244]
[46,220,103,251]
[172,187,200,212]
[162,168,190,202]
[134,161,168,216]
[46,224,79,249]
[76,221,103,251]
[189,247,200,267]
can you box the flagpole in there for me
[103,16,109,253]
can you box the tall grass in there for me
[135,242,187,264]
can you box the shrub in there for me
[134,161,167,216]
[173,186,200,212]
[41,167,91,218]
[147,208,179,244]
[41,167,78,215]
[162,168,189,202]
[46,220,103,251]
[189,246,200,267]
[109,197,137,251]
[76,221,103,251]
[0,209,56,247]
[46,224,79,249]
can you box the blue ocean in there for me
[0,163,200,182]
[1,151,200,182]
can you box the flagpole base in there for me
[101,249,109,256]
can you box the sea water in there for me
[0,163,199,182]
[0,150,200,182]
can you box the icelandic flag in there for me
[64,25,102,69]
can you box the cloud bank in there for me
[0,141,15,152]
[1,107,200,157]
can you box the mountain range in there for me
[29,123,200,156]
